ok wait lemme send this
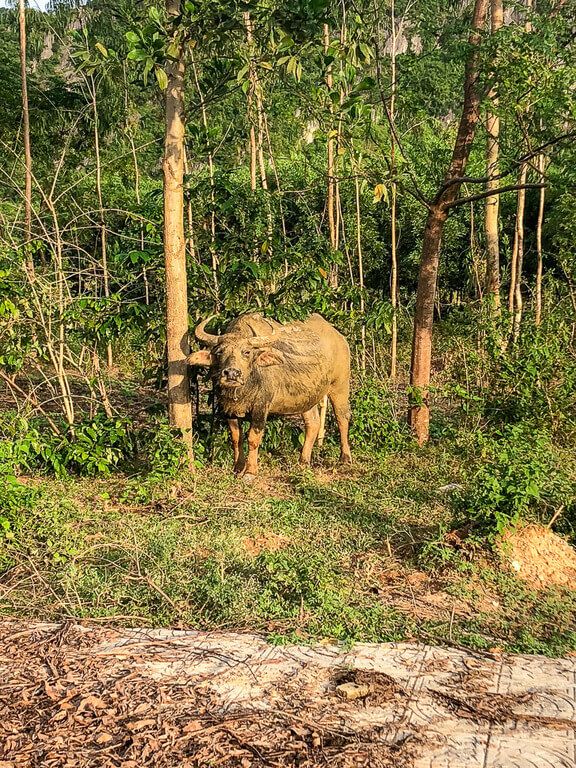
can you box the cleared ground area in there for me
[2,621,575,767]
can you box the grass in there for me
[2,437,575,656]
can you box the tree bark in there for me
[389,0,398,380]
[408,0,489,444]
[511,163,528,340]
[18,0,34,277]
[484,0,503,310]
[90,75,113,368]
[353,156,366,373]
[324,24,337,257]
[535,152,546,326]
[163,0,193,464]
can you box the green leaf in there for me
[127,48,148,62]
[166,41,180,59]
[155,67,168,90]
[95,42,108,58]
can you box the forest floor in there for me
[2,440,575,657]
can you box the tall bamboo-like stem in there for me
[389,0,399,380]
[243,9,274,267]
[89,73,112,367]
[353,155,366,373]
[243,13,268,191]
[324,23,338,257]
[510,0,533,340]
[470,201,483,298]
[484,0,503,311]
[535,152,546,326]
[509,162,528,336]
[163,0,193,464]
[18,0,34,278]
[191,52,218,301]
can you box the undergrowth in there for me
[1,318,576,655]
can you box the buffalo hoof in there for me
[340,453,352,465]
[242,473,257,484]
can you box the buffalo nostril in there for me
[223,368,241,380]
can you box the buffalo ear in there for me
[186,349,212,367]
[256,348,284,367]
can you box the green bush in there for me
[348,379,409,453]
[485,319,576,437]
[457,424,575,537]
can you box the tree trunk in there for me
[90,75,113,368]
[511,164,528,340]
[353,156,366,373]
[535,153,546,326]
[408,0,489,444]
[389,0,398,380]
[324,23,337,258]
[163,0,193,464]
[18,0,34,277]
[484,0,503,310]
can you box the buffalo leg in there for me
[317,395,328,447]
[300,405,320,465]
[228,418,245,475]
[329,391,352,464]
[244,415,266,479]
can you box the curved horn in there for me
[194,317,220,347]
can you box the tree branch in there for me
[437,131,576,193]
[444,183,546,210]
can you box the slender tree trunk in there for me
[408,0,489,444]
[18,0,34,278]
[510,0,533,339]
[90,76,113,368]
[324,23,338,258]
[484,0,503,310]
[535,152,546,326]
[511,164,528,340]
[353,157,366,373]
[191,53,218,302]
[389,0,399,380]
[163,0,193,465]
[470,201,483,299]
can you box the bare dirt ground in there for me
[1,621,575,767]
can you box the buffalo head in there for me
[187,317,284,389]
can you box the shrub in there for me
[485,319,576,437]
[348,379,409,453]
[457,424,575,537]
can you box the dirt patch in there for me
[332,668,408,705]
[498,524,576,589]
[367,566,477,622]
[243,533,290,557]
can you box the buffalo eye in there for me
[241,349,251,358]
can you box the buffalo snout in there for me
[220,366,244,387]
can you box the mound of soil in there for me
[499,524,576,590]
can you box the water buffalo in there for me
[187,313,351,479]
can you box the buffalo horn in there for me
[195,317,220,347]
